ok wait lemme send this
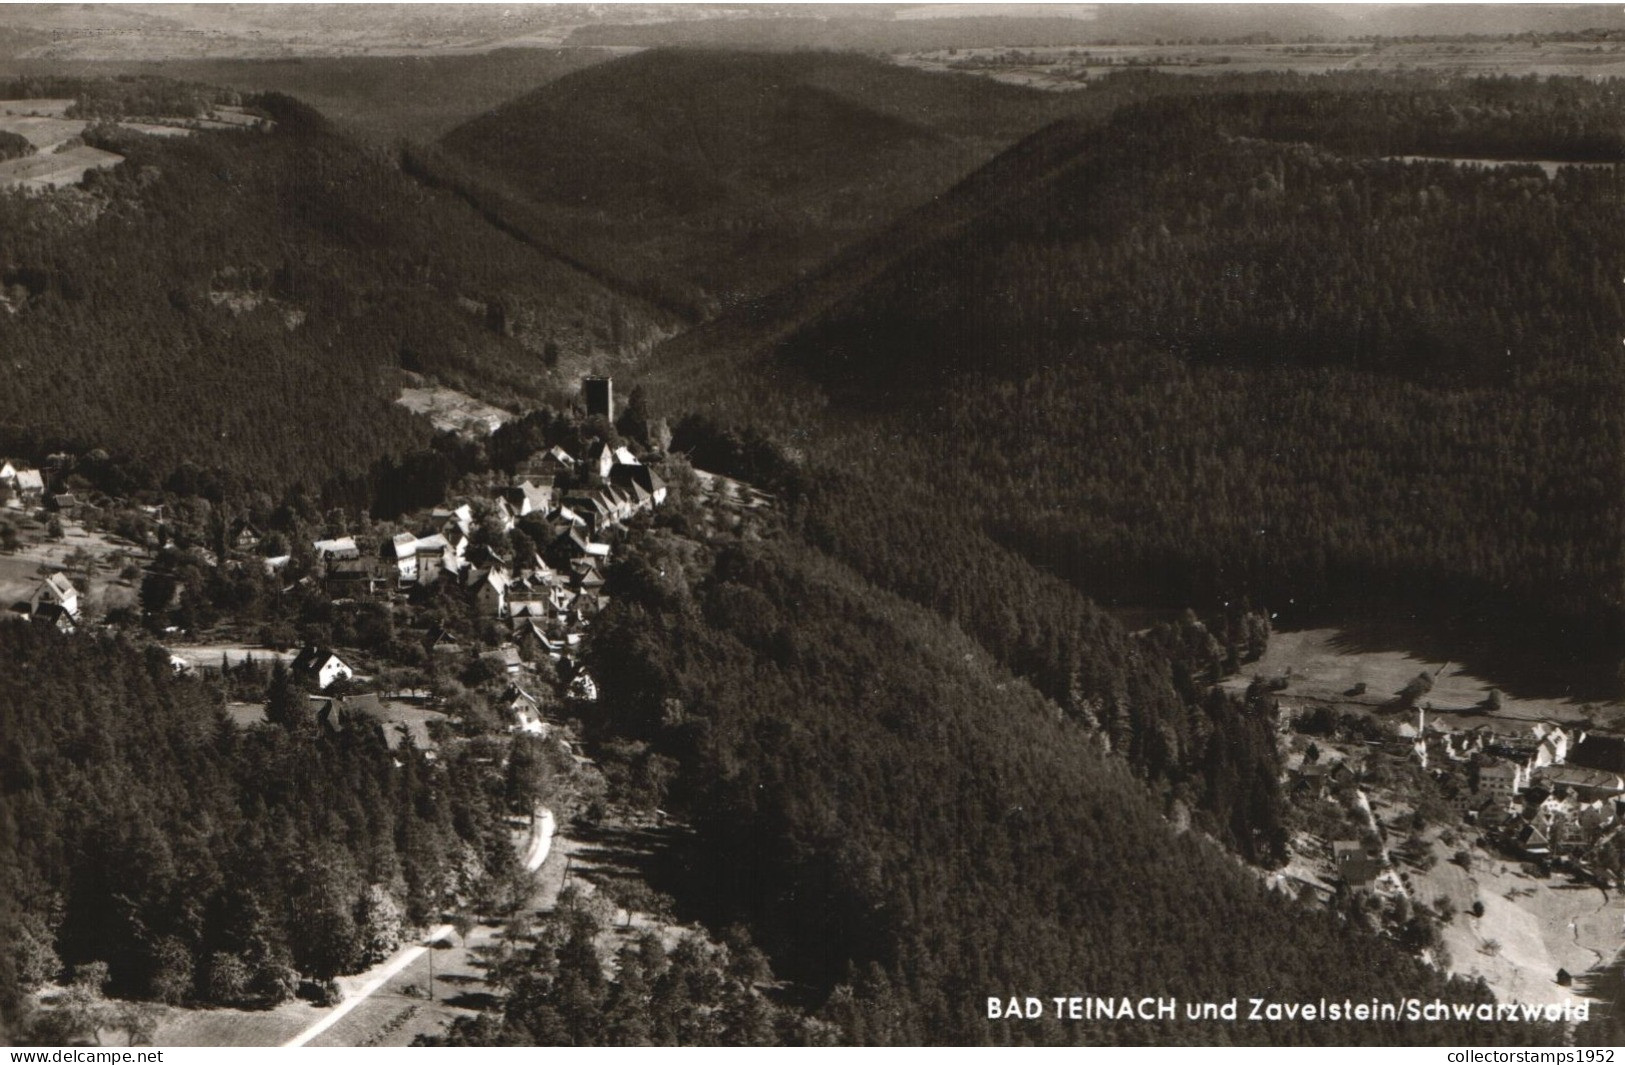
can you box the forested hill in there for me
[433,49,1071,317]
[0,90,673,499]
[469,491,1550,1045]
[644,77,1625,671]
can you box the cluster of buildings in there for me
[1407,708,1625,872]
[2,456,96,517]
[287,400,670,722]
[0,459,45,510]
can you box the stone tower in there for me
[583,376,613,419]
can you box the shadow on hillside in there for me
[1313,613,1621,707]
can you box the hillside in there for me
[443,490,1549,1045]
[642,78,1625,680]
[0,86,674,499]
[436,49,1068,316]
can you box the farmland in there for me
[896,37,1625,90]
[0,99,268,189]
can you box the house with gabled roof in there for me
[424,626,462,656]
[229,518,263,552]
[471,566,510,617]
[313,536,360,561]
[431,503,474,538]
[504,685,547,734]
[583,440,616,483]
[291,645,353,690]
[386,532,420,584]
[610,462,667,507]
[30,573,79,619]
[517,445,575,483]
[12,467,43,506]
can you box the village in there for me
[1233,629,1625,1008]
[0,373,790,1044]
[1,377,712,741]
[7,373,1624,1035]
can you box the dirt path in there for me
[1571,887,1610,970]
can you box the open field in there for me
[0,516,143,616]
[147,1000,322,1047]
[1223,627,1625,731]
[0,110,87,151]
[897,38,1625,89]
[396,384,514,437]
[0,145,123,189]
[1412,832,1623,1008]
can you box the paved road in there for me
[281,924,454,1047]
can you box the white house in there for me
[30,573,79,618]
[292,646,354,690]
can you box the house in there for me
[492,496,520,534]
[30,573,79,619]
[431,504,474,538]
[291,646,353,690]
[13,467,43,506]
[311,693,440,752]
[1533,764,1625,802]
[424,626,462,656]
[471,567,510,617]
[496,480,554,519]
[313,692,385,733]
[512,619,566,660]
[1479,759,1527,802]
[324,556,387,598]
[612,445,639,467]
[1514,820,1552,857]
[30,602,75,633]
[313,536,360,561]
[1339,855,1384,893]
[385,532,419,584]
[414,533,454,585]
[561,493,615,534]
[504,686,547,734]
[517,445,576,483]
[1291,762,1330,797]
[610,463,668,507]
[229,519,263,552]
[497,644,523,675]
[46,492,91,516]
[583,440,616,483]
